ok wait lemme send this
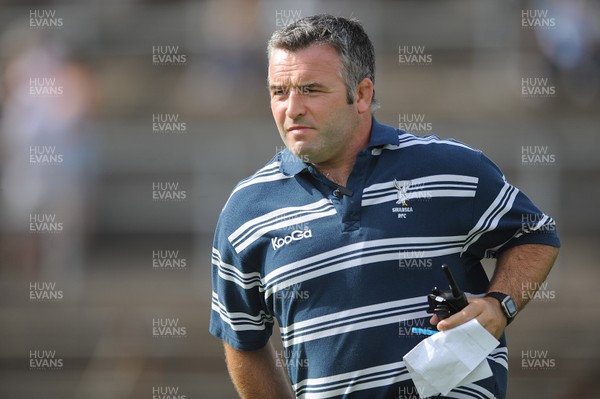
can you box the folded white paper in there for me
[403,319,499,397]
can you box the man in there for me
[209,14,560,399]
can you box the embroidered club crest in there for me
[393,179,411,206]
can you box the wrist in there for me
[485,291,518,326]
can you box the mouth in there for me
[286,125,314,135]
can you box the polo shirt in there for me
[209,118,560,399]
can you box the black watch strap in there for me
[485,291,518,325]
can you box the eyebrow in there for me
[268,81,327,91]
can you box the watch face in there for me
[503,297,518,316]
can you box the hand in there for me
[429,297,507,339]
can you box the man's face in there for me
[268,45,360,165]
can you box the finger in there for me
[429,314,439,326]
[437,302,482,331]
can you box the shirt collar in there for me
[279,118,399,176]
[367,118,400,148]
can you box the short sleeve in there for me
[462,152,560,259]
[209,209,274,351]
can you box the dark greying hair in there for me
[268,14,379,112]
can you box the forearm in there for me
[436,243,559,338]
[224,341,295,399]
[488,243,559,311]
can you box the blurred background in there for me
[0,0,599,398]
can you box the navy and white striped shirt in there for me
[209,119,560,399]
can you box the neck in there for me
[313,117,372,187]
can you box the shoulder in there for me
[379,129,485,169]
[217,155,294,230]
[233,157,287,192]
[400,130,480,155]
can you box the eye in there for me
[271,87,289,96]
[302,86,322,94]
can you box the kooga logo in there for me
[272,230,313,250]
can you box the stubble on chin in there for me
[288,142,312,163]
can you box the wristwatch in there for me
[485,292,518,326]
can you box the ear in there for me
[354,78,374,114]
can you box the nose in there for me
[285,90,306,120]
